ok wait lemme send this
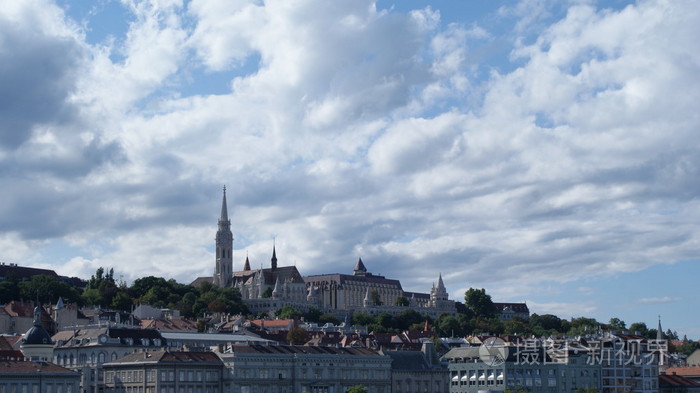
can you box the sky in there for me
[1,0,699,337]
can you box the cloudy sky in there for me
[1,0,699,336]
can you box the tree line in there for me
[0,267,249,319]
[2,268,696,355]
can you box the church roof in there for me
[304,273,403,289]
[243,255,251,271]
[190,276,214,287]
[353,258,367,273]
[234,266,304,286]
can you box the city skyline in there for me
[1,0,699,337]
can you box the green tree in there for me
[457,313,474,336]
[304,307,323,323]
[395,296,409,307]
[568,317,599,336]
[629,322,649,337]
[83,267,118,307]
[464,288,495,319]
[319,313,341,325]
[370,289,382,306]
[503,317,531,336]
[665,329,679,341]
[19,275,81,305]
[286,327,310,345]
[110,291,133,311]
[393,309,426,331]
[435,314,461,337]
[346,386,368,393]
[129,276,169,299]
[0,280,19,303]
[261,287,273,298]
[351,312,375,326]
[276,305,303,319]
[608,317,626,331]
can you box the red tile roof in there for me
[660,373,700,386]
[140,318,199,332]
[666,366,700,377]
[251,319,295,329]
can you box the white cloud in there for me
[639,296,679,304]
[1,0,699,327]
[527,300,598,319]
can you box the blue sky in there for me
[1,0,699,338]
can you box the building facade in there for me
[597,333,660,393]
[52,327,167,393]
[0,361,81,393]
[102,350,224,393]
[0,305,81,393]
[381,342,450,393]
[442,339,602,393]
[216,343,393,393]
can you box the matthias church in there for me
[193,188,456,318]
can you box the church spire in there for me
[243,252,251,271]
[271,241,278,271]
[437,273,446,291]
[219,186,229,224]
[214,186,233,287]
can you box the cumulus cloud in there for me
[0,1,84,149]
[1,0,699,318]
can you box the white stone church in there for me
[192,188,456,318]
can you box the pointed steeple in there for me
[243,253,251,271]
[437,273,446,291]
[353,258,367,276]
[271,242,278,271]
[657,315,663,341]
[220,186,229,223]
[214,186,233,287]
[363,288,371,307]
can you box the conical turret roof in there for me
[353,258,367,275]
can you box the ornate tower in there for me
[214,186,233,287]
[271,243,278,271]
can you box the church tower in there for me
[214,186,233,287]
